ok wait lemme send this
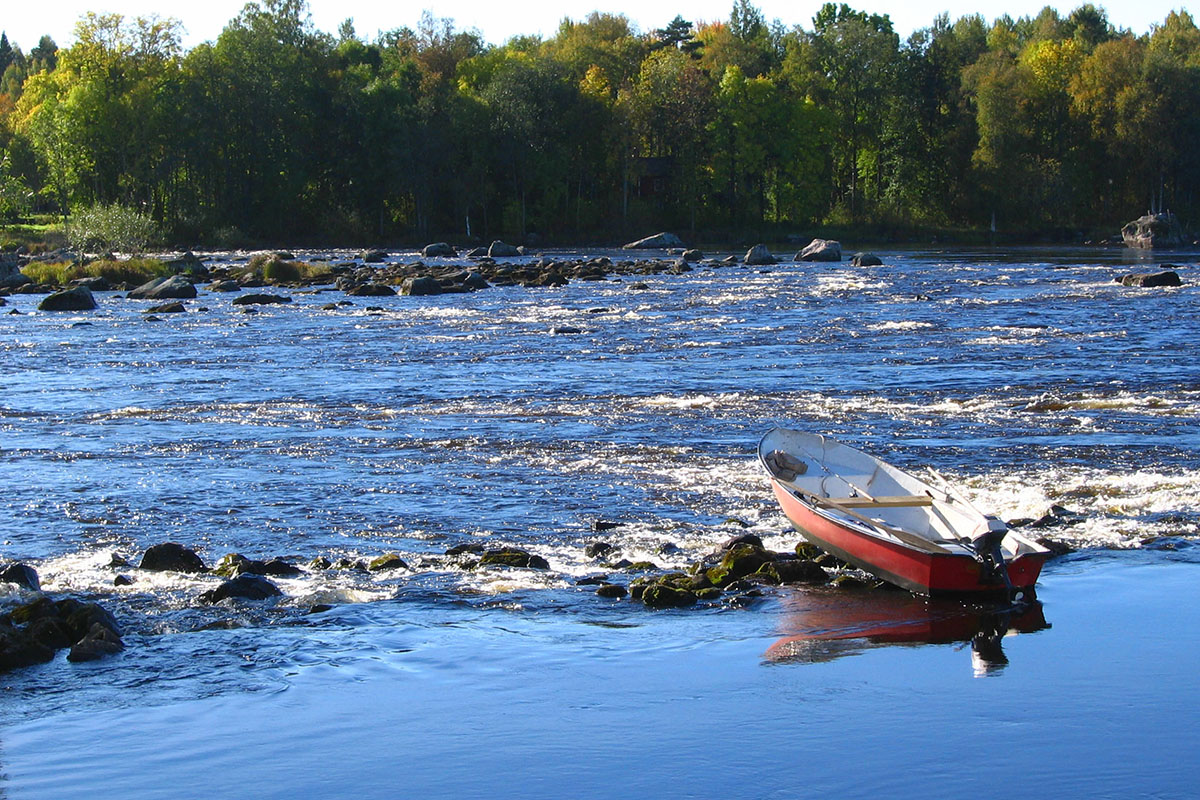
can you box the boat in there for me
[758,428,1050,597]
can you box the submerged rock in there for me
[585,541,616,558]
[140,542,207,573]
[596,583,628,599]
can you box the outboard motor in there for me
[971,516,1014,594]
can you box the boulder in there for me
[720,533,764,551]
[232,293,292,305]
[139,542,207,573]
[207,280,241,292]
[478,548,550,570]
[199,574,283,603]
[851,252,883,266]
[682,249,703,262]
[744,244,777,265]
[402,276,442,296]
[462,271,490,290]
[360,249,389,263]
[0,624,55,670]
[0,563,41,591]
[640,583,697,608]
[585,542,616,559]
[1121,213,1183,249]
[346,283,397,297]
[128,275,197,300]
[0,252,21,284]
[72,275,112,291]
[796,239,842,262]
[766,559,828,584]
[368,553,409,572]
[706,544,775,588]
[1117,270,1182,288]
[146,301,186,313]
[596,583,628,599]
[487,240,521,258]
[38,286,96,312]
[422,242,456,258]
[66,622,125,662]
[623,232,684,250]
[465,246,489,258]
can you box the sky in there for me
[0,0,1192,52]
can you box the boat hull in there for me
[770,481,1048,596]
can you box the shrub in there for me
[67,203,160,255]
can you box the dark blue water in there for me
[2,245,1198,798]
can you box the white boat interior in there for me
[759,428,1045,559]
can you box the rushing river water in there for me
[2,245,1199,798]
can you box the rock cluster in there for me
[1,564,125,670]
[585,533,838,609]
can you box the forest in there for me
[0,0,1198,247]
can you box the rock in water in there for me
[67,622,125,662]
[1116,270,1182,287]
[0,563,41,591]
[232,293,293,305]
[140,542,207,573]
[128,275,197,300]
[851,252,883,266]
[199,574,283,603]
[422,242,456,258]
[478,548,550,570]
[38,286,96,311]
[487,240,521,258]
[1121,213,1183,249]
[796,239,842,262]
[623,232,684,250]
[744,244,777,265]
[368,553,409,572]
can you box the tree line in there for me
[0,0,1197,246]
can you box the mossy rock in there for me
[369,553,409,572]
[596,583,627,599]
[694,587,723,600]
[831,574,870,590]
[706,544,775,588]
[794,541,824,560]
[478,548,550,570]
[624,561,659,572]
[772,559,829,584]
[213,553,250,578]
[641,583,697,609]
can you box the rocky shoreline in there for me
[1,501,1079,675]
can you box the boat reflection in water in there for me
[766,587,1050,676]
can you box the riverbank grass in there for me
[21,257,174,287]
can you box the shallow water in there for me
[2,245,1199,796]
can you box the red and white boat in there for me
[759,428,1050,597]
